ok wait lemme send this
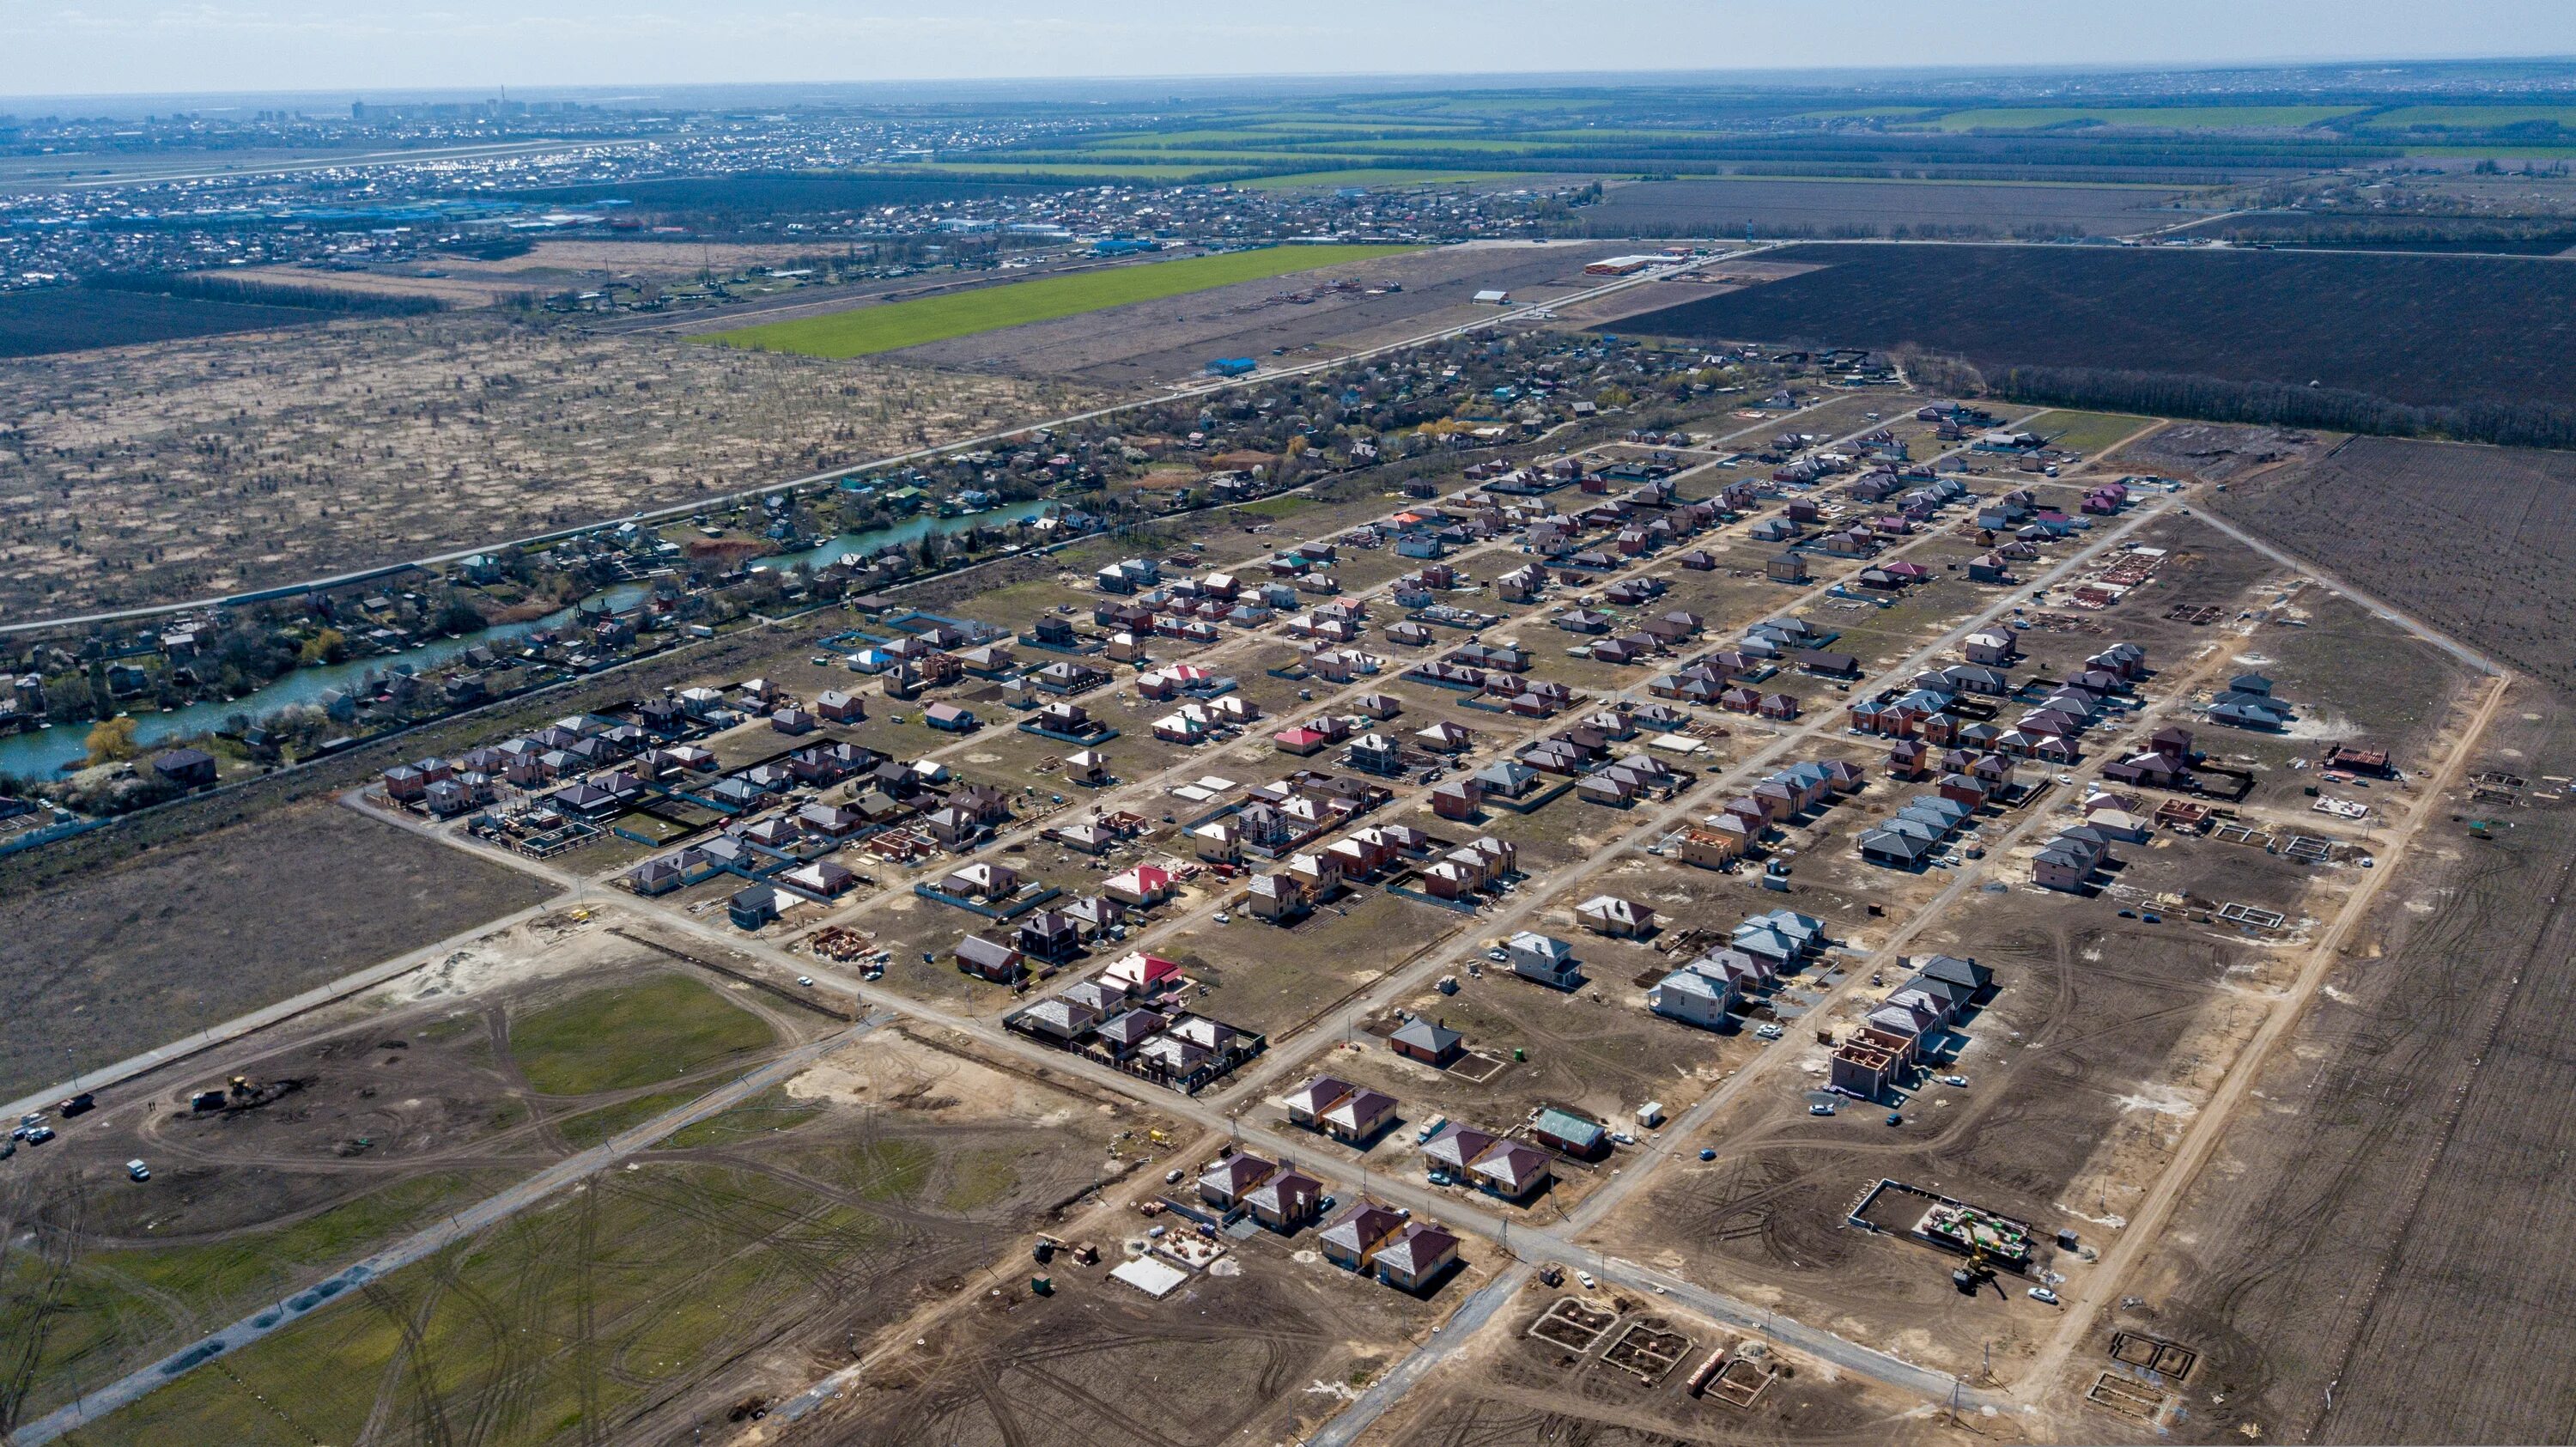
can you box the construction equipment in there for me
[1950,1239,1998,1295]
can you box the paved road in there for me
[9,1014,890,1447]
[0,249,1714,636]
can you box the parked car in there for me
[1941,1075,1969,1088]
[1577,1271,1598,1289]
[1884,1112,1904,1128]
[1808,1102,1837,1117]
[1753,1023,1784,1041]
[2027,1286,2060,1305]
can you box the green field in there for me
[1242,168,1509,190]
[2366,104,2576,130]
[705,244,1419,359]
[1935,105,2362,131]
[507,974,775,1096]
[74,1162,902,1447]
[0,1170,515,1422]
[896,161,1226,180]
[1799,106,1936,121]
[2024,408,2156,456]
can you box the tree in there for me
[85,715,139,766]
[300,628,348,666]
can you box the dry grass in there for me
[0,313,1103,619]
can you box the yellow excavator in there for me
[1951,1239,1997,1296]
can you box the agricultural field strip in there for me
[10,1014,894,1447]
[2004,524,2516,1401]
[29,392,2093,1429]
[0,247,1701,637]
[699,245,1420,358]
[350,429,2169,1425]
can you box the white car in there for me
[1577,1271,1598,1289]
[796,976,815,987]
[1941,1074,1969,1087]
[1753,1023,1784,1041]
[2027,1286,2060,1305]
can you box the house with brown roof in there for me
[954,935,1027,983]
[1372,1223,1461,1293]
[1319,1202,1407,1272]
[1321,1087,1399,1146]
[1467,1140,1553,1204]
[1197,1152,1277,1211]
[1241,1168,1322,1231]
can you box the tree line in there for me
[84,270,447,317]
[1901,350,2576,453]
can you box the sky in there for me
[4,1,2576,100]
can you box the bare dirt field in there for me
[803,1225,1467,1447]
[0,312,1100,619]
[1584,177,2201,239]
[887,243,1607,388]
[1363,1289,1958,1447]
[2112,687,2576,1446]
[2105,421,2336,483]
[235,242,881,310]
[0,798,556,1101]
[2214,432,2576,690]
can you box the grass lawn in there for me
[2023,408,2157,457]
[703,243,1418,359]
[507,974,775,1096]
[1228,495,1319,518]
